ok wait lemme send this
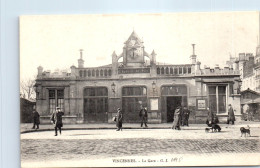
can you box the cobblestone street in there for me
[21,127,260,167]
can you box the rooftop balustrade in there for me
[78,67,112,78]
[156,65,192,76]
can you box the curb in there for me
[20,124,260,134]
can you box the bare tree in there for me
[20,77,36,100]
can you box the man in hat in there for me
[115,108,123,131]
[139,106,148,127]
[51,107,64,136]
[32,109,40,129]
[227,104,235,125]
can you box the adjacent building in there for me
[35,31,241,124]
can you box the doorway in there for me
[166,96,182,122]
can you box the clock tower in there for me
[123,31,145,67]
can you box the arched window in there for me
[92,70,95,76]
[84,70,87,77]
[166,67,169,74]
[157,68,160,74]
[170,68,173,74]
[100,69,103,76]
[104,69,108,76]
[108,69,112,76]
[88,70,91,77]
[161,67,164,74]
[96,70,99,77]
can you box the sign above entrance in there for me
[118,68,150,74]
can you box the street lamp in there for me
[111,82,116,96]
[152,81,156,96]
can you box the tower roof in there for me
[125,30,143,47]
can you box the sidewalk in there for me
[20,120,260,133]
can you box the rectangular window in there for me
[208,85,226,114]
[183,67,187,74]
[179,67,182,74]
[49,89,64,114]
[188,67,191,74]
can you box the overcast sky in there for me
[20,11,259,81]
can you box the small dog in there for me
[240,126,251,137]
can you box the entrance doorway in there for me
[166,96,182,122]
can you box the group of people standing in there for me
[172,106,190,130]
[31,104,237,135]
[206,104,236,127]
[32,107,64,136]
[114,106,148,131]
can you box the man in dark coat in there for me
[182,106,190,126]
[116,108,123,131]
[51,107,64,136]
[139,106,148,127]
[32,110,40,129]
[227,104,235,125]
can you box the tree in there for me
[20,77,36,100]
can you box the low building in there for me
[240,88,260,121]
[35,31,241,124]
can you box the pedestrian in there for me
[50,107,64,136]
[182,106,190,126]
[206,107,214,127]
[248,107,254,121]
[244,106,249,121]
[179,105,184,126]
[172,106,181,130]
[139,106,148,127]
[32,109,40,129]
[116,108,123,131]
[227,104,235,125]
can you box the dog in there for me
[205,124,221,133]
[240,125,251,137]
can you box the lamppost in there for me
[152,81,156,96]
[111,82,116,97]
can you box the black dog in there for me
[240,126,250,137]
[205,124,221,133]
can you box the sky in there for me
[20,11,260,81]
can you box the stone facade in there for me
[35,31,241,124]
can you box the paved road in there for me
[21,127,260,167]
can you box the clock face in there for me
[128,48,142,59]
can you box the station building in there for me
[35,31,241,124]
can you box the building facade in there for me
[35,31,241,124]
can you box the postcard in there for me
[20,12,260,167]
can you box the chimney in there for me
[151,50,157,65]
[78,49,84,68]
[37,66,43,77]
[190,44,197,64]
[195,61,201,71]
